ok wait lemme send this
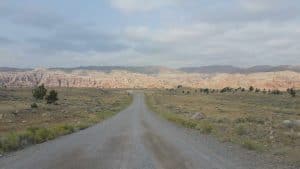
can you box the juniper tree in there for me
[32,84,47,100]
[46,90,58,104]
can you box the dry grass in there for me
[146,88,300,165]
[0,88,132,153]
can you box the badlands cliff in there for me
[0,68,300,90]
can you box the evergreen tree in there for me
[249,86,254,92]
[46,90,58,104]
[32,84,47,100]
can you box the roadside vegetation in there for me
[146,86,300,166]
[0,87,132,153]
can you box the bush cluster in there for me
[220,87,234,93]
[235,125,248,136]
[46,90,58,104]
[0,124,83,153]
[30,103,38,108]
[241,139,264,152]
[249,86,254,92]
[32,84,58,105]
[287,88,296,97]
[197,88,209,94]
[234,116,265,124]
[170,85,297,97]
[270,89,282,95]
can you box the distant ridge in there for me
[179,65,300,74]
[0,67,33,72]
[1,65,300,74]
[179,65,242,74]
[49,66,176,74]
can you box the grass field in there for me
[0,88,132,153]
[146,88,300,165]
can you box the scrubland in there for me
[146,88,300,166]
[0,88,132,153]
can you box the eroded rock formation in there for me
[0,68,299,90]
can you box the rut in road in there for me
[0,93,291,169]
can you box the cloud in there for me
[0,36,13,45]
[0,3,64,30]
[238,0,300,17]
[238,0,280,12]
[120,22,300,66]
[29,26,129,54]
[3,21,300,67]
[0,0,299,67]
[12,11,63,29]
[109,0,182,12]
[163,0,300,23]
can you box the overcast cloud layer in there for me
[0,0,299,68]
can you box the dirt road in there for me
[0,93,292,169]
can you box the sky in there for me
[0,0,299,68]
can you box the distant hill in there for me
[179,65,243,74]
[49,66,177,74]
[179,65,300,74]
[0,67,32,72]
[1,65,300,74]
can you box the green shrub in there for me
[234,117,246,123]
[287,88,296,97]
[46,90,58,104]
[196,121,214,134]
[26,127,39,134]
[26,127,54,143]
[215,117,230,123]
[249,86,254,92]
[182,120,197,129]
[34,128,54,143]
[220,87,233,93]
[0,125,78,153]
[52,125,75,136]
[0,133,20,152]
[61,125,75,133]
[271,89,282,95]
[76,124,90,130]
[241,139,263,152]
[235,125,247,135]
[203,88,209,94]
[234,116,265,124]
[31,103,38,108]
[262,89,267,94]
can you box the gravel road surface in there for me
[0,93,294,169]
